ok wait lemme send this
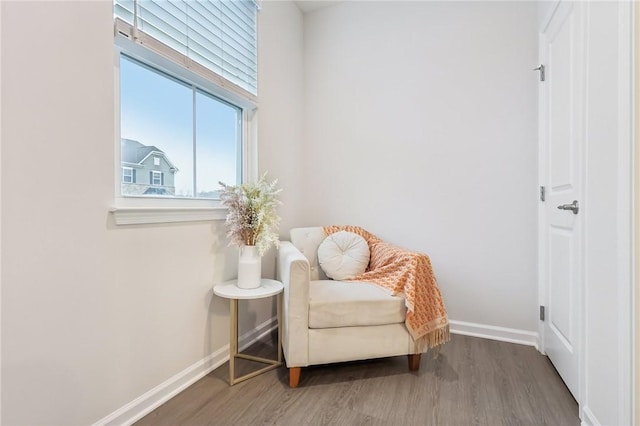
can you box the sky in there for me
[120,55,240,198]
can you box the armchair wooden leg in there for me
[289,367,301,388]
[408,353,421,371]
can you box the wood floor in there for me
[136,334,579,425]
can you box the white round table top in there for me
[213,279,283,300]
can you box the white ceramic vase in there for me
[237,245,261,289]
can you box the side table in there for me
[213,279,284,385]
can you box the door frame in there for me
[616,2,635,423]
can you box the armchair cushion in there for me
[309,280,406,328]
[317,231,370,280]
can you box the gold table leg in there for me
[277,292,283,363]
[229,298,238,385]
[228,294,283,386]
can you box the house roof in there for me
[121,138,178,171]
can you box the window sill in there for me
[110,206,227,225]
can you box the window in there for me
[119,55,241,199]
[114,0,258,205]
[151,171,163,186]
[122,167,135,183]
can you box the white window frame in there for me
[153,156,160,166]
[122,166,134,183]
[150,170,162,186]
[111,25,258,225]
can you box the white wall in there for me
[258,0,305,273]
[0,1,303,424]
[258,0,305,232]
[303,1,539,333]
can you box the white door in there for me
[539,1,584,401]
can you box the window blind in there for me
[114,0,258,97]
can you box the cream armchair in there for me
[277,227,425,388]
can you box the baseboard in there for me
[580,406,600,426]
[93,316,277,426]
[449,319,539,349]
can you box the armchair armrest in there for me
[277,241,310,367]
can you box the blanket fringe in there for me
[415,324,450,354]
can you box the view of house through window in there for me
[120,55,241,199]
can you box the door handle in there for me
[557,200,579,215]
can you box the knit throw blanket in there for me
[324,225,450,351]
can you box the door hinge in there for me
[533,64,545,82]
[539,305,545,321]
[540,186,546,202]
